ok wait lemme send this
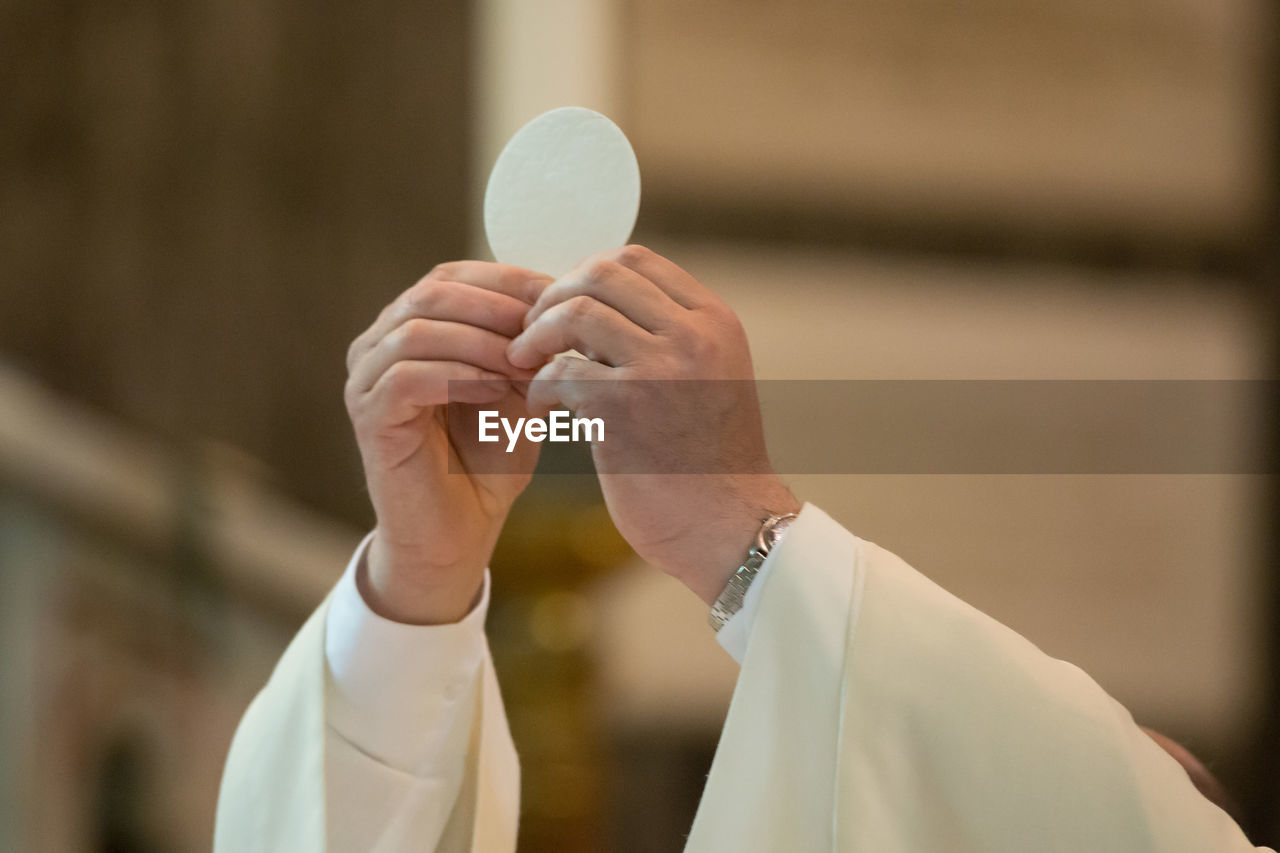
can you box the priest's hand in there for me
[507,245,800,605]
[345,262,550,624]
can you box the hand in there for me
[507,245,800,605]
[345,262,550,623]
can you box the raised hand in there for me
[345,261,550,623]
[507,245,799,604]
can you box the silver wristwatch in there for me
[708,512,798,632]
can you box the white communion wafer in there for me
[484,106,641,278]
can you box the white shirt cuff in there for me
[324,532,490,776]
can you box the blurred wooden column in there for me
[0,0,473,526]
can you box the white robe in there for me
[215,504,1267,852]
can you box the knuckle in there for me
[669,317,702,348]
[666,324,718,368]
[405,279,447,316]
[563,294,596,323]
[384,323,412,355]
[691,334,721,361]
[656,347,688,374]
[614,244,652,267]
[584,258,619,284]
[382,361,413,395]
[404,315,434,339]
[389,318,433,354]
[426,261,456,281]
[706,297,739,324]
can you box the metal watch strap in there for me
[708,512,798,632]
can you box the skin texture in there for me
[344,246,798,618]
[344,261,549,624]
[507,244,800,604]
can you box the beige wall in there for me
[626,0,1271,243]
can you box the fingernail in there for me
[524,276,552,303]
[506,337,526,366]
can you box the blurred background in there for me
[1,0,1278,850]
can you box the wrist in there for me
[361,532,488,625]
[670,480,801,606]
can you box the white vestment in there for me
[215,504,1267,852]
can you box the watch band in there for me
[708,512,797,632]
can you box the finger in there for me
[507,295,652,370]
[349,277,542,371]
[347,265,552,370]
[351,318,532,392]
[428,260,553,304]
[595,244,707,309]
[524,354,612,418]
[524,259,683,333]
[360,361,511,427]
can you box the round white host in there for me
[484,106,641,278]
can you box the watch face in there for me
[763,517,795,551]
